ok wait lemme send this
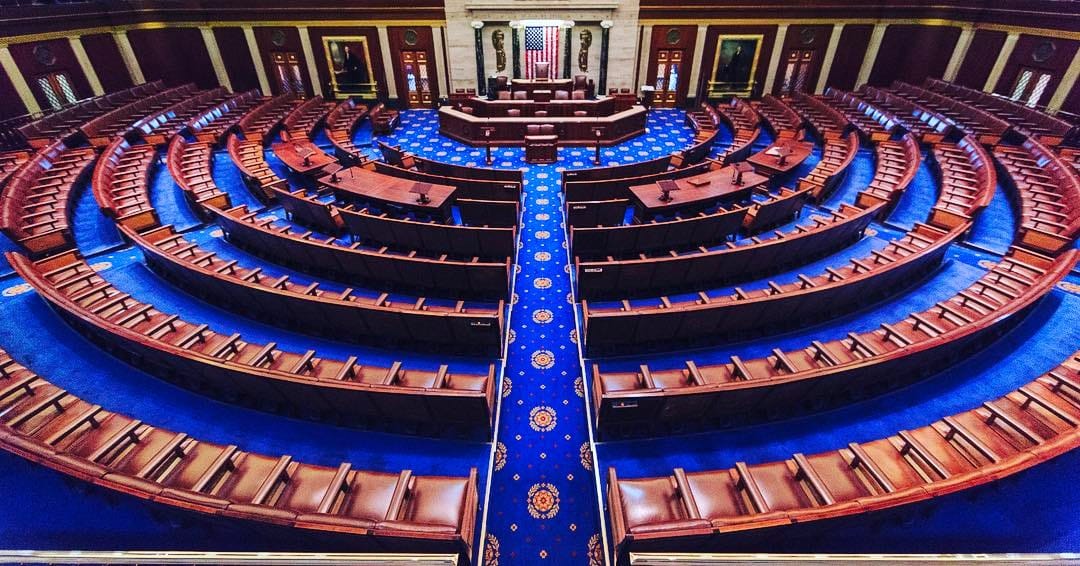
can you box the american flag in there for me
[524,26,560,79]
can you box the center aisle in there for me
[379,109,695,565]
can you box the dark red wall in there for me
[253,26,313,97]
[306,26,386,100]
[388,25,440,102]
[0,69,26,119]
[868,24,961,86]
[954,29,1006,89]
[213,26,260,93]
[824,24,872,91]
[8,38,93,108]
[993,34,1079,108]
[770,24,834,94]
[699,24,779,99]
[81,33,132,92]
[128,27,218,89]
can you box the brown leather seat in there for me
[572,90,586,100]
[554,91,570,100]
[506,109,521,117]
[513,91,528,101]
[497,91,511,101]
[574,110,588,117]
[534,61,550,80]
[535,110,548,117]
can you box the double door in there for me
[653,49,684,108]
[400,50,433,108]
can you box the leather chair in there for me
[574,110,588,117]
[507,109,521,117]
[497,91,511,100]
[534,61,550,80]
[572,90,586,100]
[574,75,588,90]
[494,76,509,90]
[513,91,528,101]
[525,124,557,164]
[554,91,570,101]
[535,110,548,117]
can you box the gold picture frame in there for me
[706,34,764,99]
[322,35,378,99]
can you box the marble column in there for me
[68,36,105,96]
[563,24,573,79]
[984,31,1019,92]
[511,22,522,79]
[599,20,613,94]
[472,21,486,95]
[0,46,40,114]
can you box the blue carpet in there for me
[969,177,1018,255]
[888,150,939,230]
[73,174,123,254]
[211,151,264,210]
[150,152,204,231]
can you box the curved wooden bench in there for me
[8,250,498,431]
[564,160,711,205]
[184,89,264,145]
[753,95,806,139]
[994,137,1080,255]
[713,97,763,165]
[237,94,302,144]
[926,135,996,229]
[91,137,159,233]
[125,224,505,354]
[227,133,286,200]
[799,130,859,202]
[131,87,231,146]
[560,155,673,189]
[925,77,1076,147]
[591,246,1076,434]
[859,86,957,144]
[0,150,31,190]
[822,88,904,143]
[606,351,1080,564]
[574,201,879,301]
[570,203,748,257]
[892,81,1012,146]
[209,205,511,300]
[0,348,479,561]
[371,159,522,203]
[165,136,232,215]
[0,140,96,257]
[787,91,852,139]
[855,133,921,217]
[338,206,517,259]
[326,98,371,162]
[17,81,164,148]
[81,84,197,147]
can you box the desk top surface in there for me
[746,140,815,176]
[272,142,339,175]
[629,163,770,212]
[318,165,457,211]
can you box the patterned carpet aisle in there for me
[380,110,695,565]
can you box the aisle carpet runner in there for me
[381,110,696,565]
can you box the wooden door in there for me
[653,49,684,108]
[778,49,815,95]
[270,52,305,96]
[400,50,433,108]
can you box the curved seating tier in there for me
[8,250,497,431]
[271,97,338,177]
[574,201,878,301]
[338,206,517,259]
[17,81,165,148]
[740,186,810,233]
[926,136,996,229]
[753,95,805,138]
[564,160,709,206]
[672,104,721,167]
[591,246,1076,434]
[282,96,336,139]
[209,205,511,300]
[1060,147,1080,175]
[370,158,522,203]
[713,97,763,165]
[569,201,748,257]
[855,133,921,216]
[0,140,96,256]
[0,149,31,188]
[822,88,904,143]
[166,136,232,215]
[91,138,159,233]
[994,137,1080,255]
[237,94,302,143]
[787,91,852,139]
[925,78,1077,146]
[227,133,285,200]
[859,86,957,144]
[80,84,198,147]
[606,351,1080,562]
[131,87,232,146]
[0,348,478,561]
[326,99,371,162]
[798,131,859,202]
[582,221,959,353]
[185,90,265,145]
[891,81,1012,145]
[125,224,505,354]
[560,155,673,188]
[412,155,523,185]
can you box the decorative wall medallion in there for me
[1033,41,1056,63]
[800,28,817,45]
[271,29,287,47]
[33,45,56,66]
[666,27,682,45]
[404,28,419,46]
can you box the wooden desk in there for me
[629,163,769,215]
[510,78,573,95]
[747,140,815,177]
[438,105,647,146]
[318,166,457,217]
[272,141,339,176]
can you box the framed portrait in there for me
[707,35,763,98]
[323,36,377,99]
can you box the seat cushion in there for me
[401,476,468,527]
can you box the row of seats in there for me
[166,136,232,215]
[570,199,748,258]
[574,201,877,301]
[227,133,285,200]
[0,348,479,560]
[563,159,705,206]
[671,104,721,167]
[325,99,372,162]
[81,84,199,147]
[186,90,265,146]
[753,95,805,138]
[798,131,859,202]
[591,245,1076,434]
[8,249,499,430]
[927,136,996,229]
[126,224,505,354]
[925,78,1077,146]
[370,105,400,135]
[338,206,517,259]
[132,87,232,146]
[17,81,166,148]
[606,351,1080,562]
[377,145,523,204]
[236,94,303,143]
[271,96,338,177]
[92,137,159,232]
[891,81,1013,145]
[822,88,904,142]
[0,149,30,188]
[713,97,762,165]
[994,137,1080,255]
[787,91,852,140]
[0,140,96,256]
[859,86,957,144]
[210,205,511,300]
